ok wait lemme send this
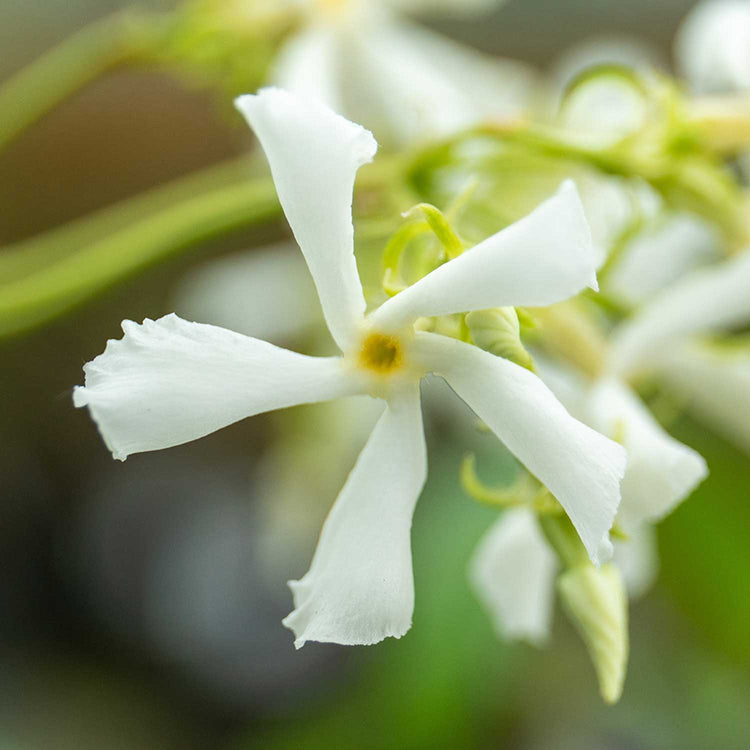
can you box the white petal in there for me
[675,0,750,93]
[605,213,720,306]
[172,244,324,346]
[532,354,590,421]
[608,251,750,377]
[283,385,427,647]
[340,17,535,144]
[613,523,659,599]
[271,27,345,115]
[537,365,706,528]
[234,88,375,350]
[370,181,596,331]
[469,508,557,644]
[73,314,359,460]
[416,333,626,565]
[576,175,651,270]
[659,341,750,454]
[588,379,707,528]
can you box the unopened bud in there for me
[558,562,629,704]
[466,307,534,370]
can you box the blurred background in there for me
[2,1,750,748]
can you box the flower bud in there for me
[466,307,534,370]
[558,562,628,704]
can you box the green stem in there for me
[0,11,145,151]
[417,122,746,246]
[539,512,590,570]
[504,127,746,246]
[0,173,280,340]
[0,158,252,284]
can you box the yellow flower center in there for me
[358,332,404,375]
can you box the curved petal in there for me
[415,333,626,565]
[235,88,376,350]
[609,251,750,377]
[469,508,557,644]
[659,341,750,454]
[172,244,324,346]
[588,379,707,527]
[73,314,359,460]
[283,385,427,647]
[370,181,596,331]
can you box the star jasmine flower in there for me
[469,369,708,644]
[469,251,750,644]
[610,249,750,454]
[74,88,625,648]
[272,0,534,144]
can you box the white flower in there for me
[675,0,750,93]
[469,365,707,643]
[469,250,750,643]
[74,88,625,648]
[610,249,750,454]
[272,0,534,144]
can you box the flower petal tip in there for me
[235,86,378,165]
[282,607,411,648]
[72,385,88,408]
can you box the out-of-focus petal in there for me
[608,251,750,377]
[614,523,659,599]
[415,332,626,566]
[577,176,653,270]
[283,385,426,647]
[659,341,750,454]
[271,27,345,115]
[172,244,324,346]
[606,213,720,306]
[73,314,360,460]
[235,88,375,350]
[589,379,707,528]
[371,181,596,331]
[675,0,750,93]
[469,507,557,644]
[532,354,590,421]
[338,15,535,145]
